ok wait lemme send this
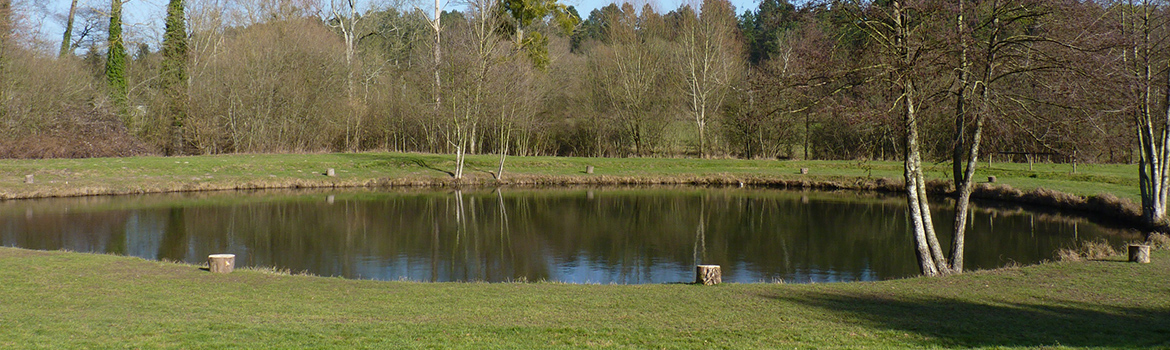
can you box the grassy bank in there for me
[1,153,1162,348]
[0,152,1141,201]
[0,246,1166,348]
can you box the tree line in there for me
[5,0,1170,276]
[0,0,1151,163]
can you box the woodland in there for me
[0,0,1154,164]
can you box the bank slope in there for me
[0,247,1166,349]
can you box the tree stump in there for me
[586,165,594,174]
[696,265,722,285]
[988,176,997,183]
[24,175,33,184]
[799,168,809,175]
[1129,244,1151,264]
[326,168,336,177]
[208,254,236,273]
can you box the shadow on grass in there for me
[768,290,1170,348]
[336,153,454,177]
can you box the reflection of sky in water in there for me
[0,189,1140,284]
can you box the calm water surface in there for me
[0,187,1138,283]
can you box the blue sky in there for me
[23,0,761,53]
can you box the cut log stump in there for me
[799,168,809,175]
[988,176,997,183]
[1129,244,1151,264]
[209,254,236,273]
[586,165,594,174]
[326,168,336,177]
[696,265,722,285]
[24,175,33,184]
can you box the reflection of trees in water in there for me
[0,209,131,254]
[0,188,1139,283]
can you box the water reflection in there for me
[0,188,1139,283]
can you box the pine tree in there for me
[160,0,188,155]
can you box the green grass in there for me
[0,152,1143,201]
[0,247,1166,348]
[0,153,1160,348]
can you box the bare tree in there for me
[948,0,1057,272]
[329,0,366,151]
[1119,0,1170,228]
[678,0,742,158]
[847,0,951,275]
[588,3,677,157]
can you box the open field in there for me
[0,152,1140,201]
[0,247,1166,348]
[0,153,1163,348]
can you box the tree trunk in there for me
[59,0,79,57]
[695,265,721,285]
[1128,244,1151,263]
[208,254,235,273]
[895,0,940,276]
[106,0,129,121]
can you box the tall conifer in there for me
[106,0,128,120]
[160,0,188,154]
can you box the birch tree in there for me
[1120,0,1170,228]
[848,0,951,275]
[329,0,365,151]
[948,0,1054,272]
[678,0,742,158]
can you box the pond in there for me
[0,187,1139,283]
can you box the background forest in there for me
[0,0,1155,163]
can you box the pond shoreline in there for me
[2,170,1152,232]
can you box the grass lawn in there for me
[0,152,1142,201]
[0,152,1162,348]
[0,247,1166,348]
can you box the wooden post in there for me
[988,176,996,183]
[208,254,236,273]
[24,175,33,184]
[799,168,809,175]
[696,265,721,285]
[586,165,594,174]
[326,168,336,177]
[1129,245,1151,264]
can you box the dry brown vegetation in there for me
[1057,239,1120,262]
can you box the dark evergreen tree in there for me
[106,0,128,120]
[160,0,188,155]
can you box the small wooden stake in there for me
[696,265,722,285]
[326,168,336,177]
[799,168,809,175]
[1129,245,1151,264]
[209,254,236,273]
[586,165,594,174]
[988,176,997,183]
[24,175,33,184]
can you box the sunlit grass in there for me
[0,247,1165,348]
[0,153,1160,348]
[0,152,1142,201]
